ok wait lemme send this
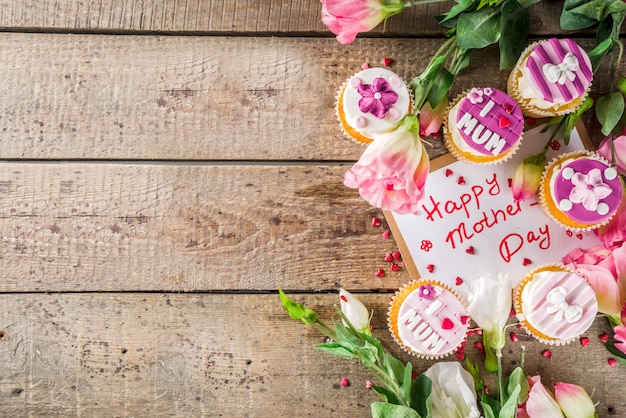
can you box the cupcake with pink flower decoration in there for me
[336,68,413,144]
[388,280,469,359]
[443,87,524,164]
[538,150,624,231]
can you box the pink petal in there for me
[526,376,564,417]
[576,264,622,314]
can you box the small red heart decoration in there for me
[576,233,583,240]
[460,315,470,325]
[383,57,393,67]
[466,246,475,255]
[391,263,401,272]
[375,268,385,277]
[457,176,466,185]
[503,103,514,114]
[522,258,532,266]
[566,230,573,237]
[384,253,393,262]
[445,169,453,177]
[455,277,463,285]
[371,217,381,227]
[442,318,454,330]
[426,264,435,273]
[499,116,510,128]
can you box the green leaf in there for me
[371,402,421,418]
[481,401,497,418]
[499,385,521,418]
[383,352,406,384]
[560,0,599,30]
[588,37,614,68]
[371,385,402,405]
[333,319,363,348]
[466,358,483,391]
[410,374,432,417]
[605,342,626,360]
[315,342,354,359]
[482,390,501,417]
[596,92,626,135]
[437,0,477,24]
[612,105,626,135]
[427,67,454,108]
[278,288,317,325]
[507,367,529,405]
[566,0,626,22]
[361,333,384,358]
[453,48,473,74]
[499,0,530,69]
[402,361,413,406]
[517,0,541,8]
[353,341,380,367]
[457,7,501,49]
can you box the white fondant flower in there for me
[466,273,512,352]
[423,362,480,418]
[569,168,612,211]
[467,87,484,104]
[339,288,371,335]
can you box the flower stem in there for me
[404,0,449,6]
[496,349,504,407]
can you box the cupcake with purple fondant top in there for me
[507,38,593,117]
[443,87,524,164]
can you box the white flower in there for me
[339,288,371,335]
[466,273,512,352]
[423,362,480,418]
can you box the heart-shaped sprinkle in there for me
[445,169,453,177]
[375,268,385,277]
[542,349,552,359]
[507,178,512,187]
[361,62,370,70]
[499,116,510,128]
[442,318,454,330]
[503,103,514,114]
[455,351,465,361]
[382,230,390,239]
[576,233,583,240]
[384,253,393,262]
[460,315,470,325]
[580,337,589,347]
[457,176,466,185]
[455,277,463,285]
[371,217,381,227]
[391,263,401,272]
[566,230,573,237]
[393,251,401,261]
[609,358,617,367]
[509,308,516,318]
[510,332,519,342]
[600,332,609,343]
[523,258,532,266]
[341,377,349,387]
[466,246,475,255]
[473,341,485,353]
[426,264,435,273]
[383,57,393,67]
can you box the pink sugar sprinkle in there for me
[510,332,518,342]
[392,251,401,261]
[426,264,435,273]
[361,62,370,70]
[517,323,523,329]
[580,337,589,347]
[457,176,466,185]
[382,230,390,239]
[600,333,609,343]
[608,358,617,367]
[341,377,349,387]
[455,351,465,361]
[375,268,385,277]
[445,169,453,177]
[383,57,393,67]
[384,253,393,262]
[507,178,512,187]
[455,277,463,286]
[365,380,373,389]
[391,263,401,272]
[523,258,532,266]
[542,349,552,359]
[509,308,516,318]
[473,341,485,354]
[371,217,381,227]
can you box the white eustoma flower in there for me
[423,362,480,418]
[466,273,512,352]
[339,288,371,335]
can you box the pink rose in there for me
[597,132,626,176]
[344,115,429,214]
[596,191,626,249]
[614,325,626,355]
[320,0,404,44]
[522,375,563,418]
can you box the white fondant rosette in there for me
[514,263,598,346]
[388,280,469,359]
[335,68,414,145]
[538,150,624,232]
[443,89,523,165]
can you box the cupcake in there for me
[514,264,598,345]
[388,280,469,359]
[507,38,592,117]
[336,68,412,144]
[538,151,623,231]
[443,87,524,164]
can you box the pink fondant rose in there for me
[344,115,429,215]
[320,0,404,44]
[357,77,398,118]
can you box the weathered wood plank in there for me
[0,33,615,161]
[0,163,412,292]
[0,0,592,37]
[0,293,621,417]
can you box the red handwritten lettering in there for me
[486,173,500,196]
[422,195,443,222]
[445,223,474,250]
[499,234,523,262]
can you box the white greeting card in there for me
[385,122,602,300]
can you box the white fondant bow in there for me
[545,286,583,323]
[542,52,579,85]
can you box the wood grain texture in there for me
[0,33,616,161]
[0,162,412,292]
[0,293,621,417]
[0,0,590,37]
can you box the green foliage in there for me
[499,0,530,69]
[371,402,422,418]
[457,6,501,49]
[596,92,625,135]
[410,374,433,417]
[278,288,318,325]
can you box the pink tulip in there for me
[419,98,448,138]
[554,382,596,418]
[614,325,626,354]
[596,191,626,249]
[344,115,429,215]
[524,376,564,418]
[512,153,547,202]
[597,133,626,176]
[320,0,404,44]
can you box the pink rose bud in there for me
[554,382,597,418]
[419,98,448,138]
[597,131,626,176]
[512,152,547,202]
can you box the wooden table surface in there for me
[0,1,623,417]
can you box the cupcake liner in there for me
[538,150,620,232]
[514,263,597,346]
[335,69,414,145]
[388,280,468,360]
[507,40,591,118]
[443,90,523,165]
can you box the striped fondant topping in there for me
[525,39,592,104]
